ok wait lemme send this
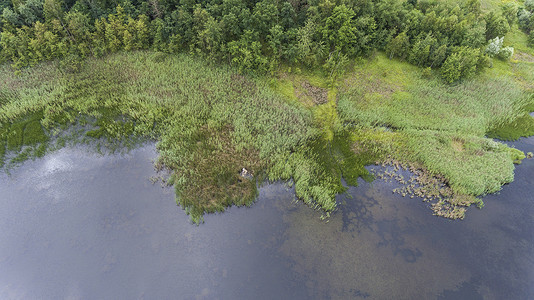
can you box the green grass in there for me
[488,113,534,140]
[0,140,5,167]
[339,54,527,135]
[6,122,24,152]
[402,130,516,195]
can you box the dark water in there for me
[0,137,532,299]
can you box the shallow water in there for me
[0,138,533,299]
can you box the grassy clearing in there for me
[339,54,527,135]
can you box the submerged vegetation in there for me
[1,0,534,222]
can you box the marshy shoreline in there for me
[1,51,533,222]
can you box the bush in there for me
[497,46,514,60]
[485,36,503,57]
[440,47,480,83]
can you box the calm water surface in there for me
[0,136,533,299]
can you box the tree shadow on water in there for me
[375,217,423,263]
[340,193,378,233]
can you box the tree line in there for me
[0,0,530,82]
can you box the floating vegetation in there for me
[372,157,482,220]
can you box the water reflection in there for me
[0,138,532,299]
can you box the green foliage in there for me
[22,119,47,145]
[403,130,516,195]
[501,2,518,26]
[386,31,410,60]
[485,11,510,41]
[487,113,534,141]
[440,47,482,83]
[337,53,529,204]
[268,129,375,213]
[6,122,24,151]
[226,30,267,73]
[0,0,514,76]
[1,52,320,221]
[1,0,533,221]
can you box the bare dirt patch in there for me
[343,71,400,98]
[295,81,328,105]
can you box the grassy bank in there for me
[1,49,532,222]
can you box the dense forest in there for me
[0,0,531,80]
[1,0,534,223]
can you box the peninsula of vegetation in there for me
[1,0,533,223]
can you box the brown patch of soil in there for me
[343,71,400,98]
[295,81,328,105]
[451,138,464,152]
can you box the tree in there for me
[430,44,447,68]
[408,33,437,66]
[226,29,267,73]
[43,0,63,21]
[104,5,126,52]
[65,10,91,56]
[464,0,481,16]
[135,14,149,49]
[461,22,486,48]
[151,17,167,52]
[485,36,503,57]
[2,7,22,27]
[386,31,409,60]
[92,17,107,57]
[501,3,518,26]
[252,0,277,36]
[518,9,533,33]
[17,0,44,25]
[295,18,324,67]
[194,15,222,56]
[267,24,284,60]
[279,1,295,30]
[497,46,513,60]
[485,11,509,40]
[440,47,480,83]
[322,4,358,56]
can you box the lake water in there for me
[0,136,532,299]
